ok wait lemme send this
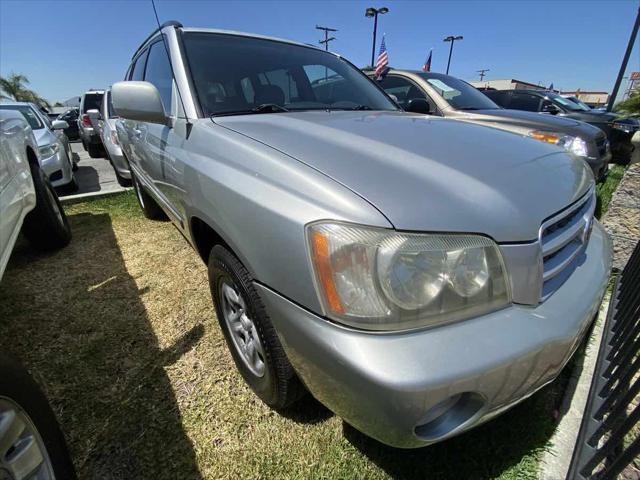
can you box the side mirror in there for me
[51,119,69,130]
[112,81,168,125]
[406,98,431,114]
[542,103,561,115]
[86,109,102,127]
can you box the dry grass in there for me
[0,192,572,479]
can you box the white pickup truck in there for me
[0,110,72,278]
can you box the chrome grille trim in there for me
[539,187,596,300]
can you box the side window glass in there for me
[144,40,173,113]
[509,93,540,112]
[130,50,148,81]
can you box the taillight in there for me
[81,114,92,127]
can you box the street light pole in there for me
[443,35,463,75]
[366,7,389,68]
[607,6,640,111]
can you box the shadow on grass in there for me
[0,212,203,479]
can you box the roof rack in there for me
[132,20,183,60]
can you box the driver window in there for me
[378,76,430,111]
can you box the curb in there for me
[60,187,132,205]
[539,293,610,480]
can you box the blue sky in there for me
[1,0,638,103]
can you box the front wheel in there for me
[22,163,71,251]
[87,142,102,159]
[208,245,305,409]
[0,354,77,479]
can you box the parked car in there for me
[113,22,611,449]
[56,107,80,141]
[483,89,638,164]
[0,102,77,191]
[86,88,131,186]
[367,69,611,181]
[78,89,105,158]
[0,110,75,478]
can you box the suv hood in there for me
[214,111,593,242]
[456,108,604,140]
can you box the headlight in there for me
[38,143,59,158]
[611,121,635,133]
[307,222,510,331]
[528,131,589,157]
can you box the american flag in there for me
[375,35,389,79]
[422,50,432,72]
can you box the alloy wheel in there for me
[220,282,266,377]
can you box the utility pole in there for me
[443,35,463,75]
[316,25,337,51]
[477,69,490,81]
[607,6,640,111]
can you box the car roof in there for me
[363,68,457,82]
[0,101,36,107]
[134,22,326,61]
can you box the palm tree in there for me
[0,72,51,109]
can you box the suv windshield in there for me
[0,105,44,129]
[182,33,398,116]
[547,92,589,112]
[82,93,104,113]
[417,73,500,111]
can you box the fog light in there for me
[414,392,485,441]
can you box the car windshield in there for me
[416,73,500,110]
[566,96,592,111]
[547,92,589,112]
[82,93,103,113]
[0,105,44,129]
[182,32,399,116]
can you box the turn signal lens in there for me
[529,131,562,144]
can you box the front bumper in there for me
[40,151,73,188]
[256,221,612,448]
[105,143,131,179]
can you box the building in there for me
[560,91,609,108]
[469,78,545,91]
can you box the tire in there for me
[208,245,305,409]
[0,353,77,479]
[22,163,71,251]
[115,170,132,187]
[87,142,102,159]
[131,171,166,220]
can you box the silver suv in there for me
[113,22,611,448]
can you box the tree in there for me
[614,90,640,115]
[0,72,51,109]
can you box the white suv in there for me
[0,110,71,278]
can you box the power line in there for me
[477,68,490,81]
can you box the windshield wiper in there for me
[348,105,372,110]
[252,103,289,113]
[212,103,289,118]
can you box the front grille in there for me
[539,188,596,300]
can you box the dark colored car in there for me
[367,69,610,181]
[56,108,80,141]
[483,89,637,164]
